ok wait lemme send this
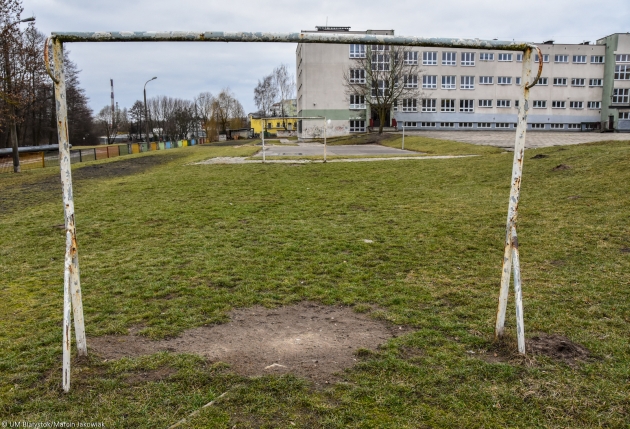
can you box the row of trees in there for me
[0,0,95,161]
[94,88,246,144]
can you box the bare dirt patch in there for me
[89,302,403,385]
[480,334,590,366]
[527,334,590,365]
[552,164,572,171]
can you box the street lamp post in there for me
[143,76,156,146]
[2,16,35,173]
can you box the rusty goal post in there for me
[45,30,542,392]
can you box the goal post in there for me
[46,30,542,392]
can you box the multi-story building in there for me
[296,27,630,138]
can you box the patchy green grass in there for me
[1,140,629,428]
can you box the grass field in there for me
[1,138,629,428]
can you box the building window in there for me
[516,77,521,85]
[533,100,547,108]
[498,53,513,62]
[403,121,417,127]
[349,120,365,132]
[422,75,437,89]
[441,99,456,112]
[461,52,475,66]
[615,54,630,63]
[552,101,566,108]
[349,44,366,58]
[442,51,457,66]
[535,54,549,63]
[349,69,366,84]
[554,55,568,63]
[516,53,523,62]
[591,55,604,64]
[550,123,564,129]
[571,78,585,87]
[479,76,494,85]
[350,95,366,109]
[422,51,437,65]
[569,101,583,109]
[478,99,492,108]
[567,123,580,129]
[404,51,419,65]
[587,101,601,109]
[515,100,519,108]
[497,99,511,108]
[619,112,630,119]
[573,55,587,63]
[441,75,456,89]
[420,122,436,127]
[371,80,388,97]
[460,76,475,89]
[537,77,548,85]
[531,123,545,129]
[614,65,630,80]
[402,98,417,112]
[459,122,473,128]
[553,78,568,86]
[589,78,603,86]
[372,52,390,71]
[612,88,629,104]
[459,99,474,112]
[479,53,494,61]
[440,122,455,128]
[477,123,491,128]
[267,122,272,128]
[496,123,511,128]
[497,76,512,85]
[404,75,418,88]
[421,99,437,112]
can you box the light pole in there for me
[2,16,35,173]
[143,76,156,146]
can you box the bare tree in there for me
[214,88,244,134]
[253,74,277,117]
[273,64,295,129]
[95,106,116,144]
[343,45,422,134]
[195,91,214,140]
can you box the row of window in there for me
[371,98,604,112]
[420,75,603,89]
[350,93,627,110]
[350,70,607,89]
[349,45,613,66]
[615,64,630,80]
[396,122,587,129]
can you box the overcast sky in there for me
[20,0,630,116]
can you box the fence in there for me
[0,138,204,174]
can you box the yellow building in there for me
[249,115,298,135]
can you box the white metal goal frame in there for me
[44,31,542,392]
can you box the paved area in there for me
[195,155,475,165]
[254,143,417,157]
[407,131,629,149]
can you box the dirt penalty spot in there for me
[89,302,407,386]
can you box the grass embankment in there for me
[1,140,629,427]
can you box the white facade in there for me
[296,27,630,138]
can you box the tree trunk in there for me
[378,107,386,134]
